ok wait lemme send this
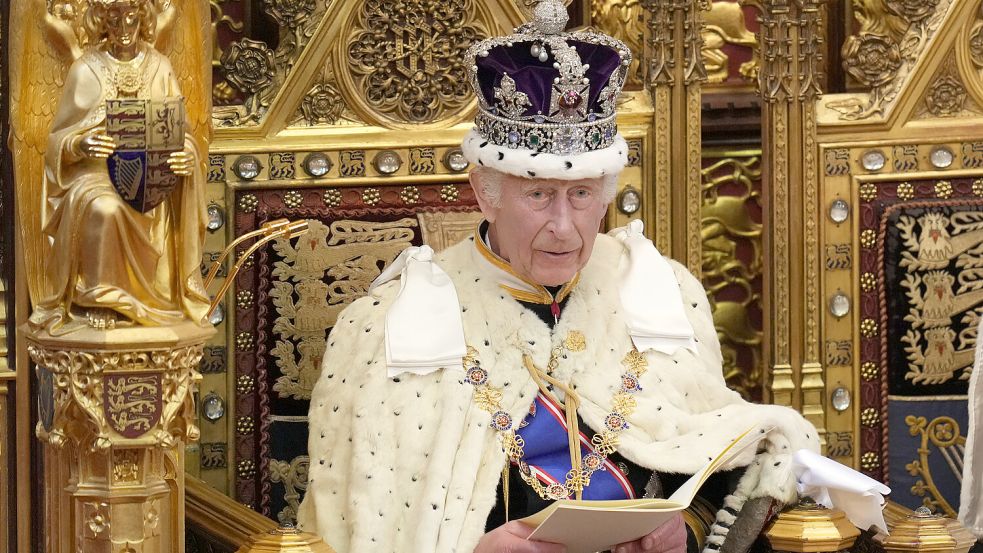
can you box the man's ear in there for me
[469,169,498,224]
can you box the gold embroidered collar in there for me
[473,223,580,306]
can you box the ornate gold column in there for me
[643,0,708,271]
[759,0,827,444]
[27,323,212,553]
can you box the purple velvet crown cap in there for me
[475,40,624,120]
[461,0,632,180]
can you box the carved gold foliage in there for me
[701,154,763,399]
[592,0,646,87]
[269,455,310,525]
[28,341,203,450]
[292,60,362,127]
[215,0,326,126]
[905,415,965,516]
[828,0,953,120]
[344,0,488,125]
[270,219,418,399]
[915,56,981,119]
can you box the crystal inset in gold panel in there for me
[206,204,225,232]
[618,187,641,215]
[930,146,954,169]
[861,150,886,172]
[831,387,851,412]
[829,292,851,318]
[829,198,850,223]
[303,153,332,177]
[201,393,226,422]
[373,150,403,175]
[444,148,470,172]
[234,155,262,180]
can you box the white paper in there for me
[792,449,891,534]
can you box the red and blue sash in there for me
[516,393,635,500]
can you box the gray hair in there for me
[472,166,619,208]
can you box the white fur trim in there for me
[461,128,628,180]
[298,234,820,553]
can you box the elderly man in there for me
[297,2,820,552]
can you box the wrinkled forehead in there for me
[508,174,605,191]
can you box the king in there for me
[298,3,826,552]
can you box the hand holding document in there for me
[520,427,767,553]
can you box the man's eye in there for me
[573,188,590,198]
[529,191,546,200]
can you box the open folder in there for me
[520,426,767,553]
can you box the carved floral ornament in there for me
[301,82,344,125]
[343,0,488,125]
[925,75,967,117]
[263,0,316,28]
[843,33,903,89]
[223,39,277,94]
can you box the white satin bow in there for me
[370,246,467,377]
[610,220,697,355]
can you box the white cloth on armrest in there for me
[609,219,696,355]
[792,449,891,534]
[370,246,466,377]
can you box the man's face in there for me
[473,170,609,286]
[105,3,141,49]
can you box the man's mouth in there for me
[541,250,575,259]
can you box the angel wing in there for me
[155,0,212,163]
[9,0,82,305]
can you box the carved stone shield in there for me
[103,373,163,438]
[105,97,185,213]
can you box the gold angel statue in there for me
[10,0,212,333]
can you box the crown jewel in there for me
[464,0,631,158]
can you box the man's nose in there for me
[544,195,575,236]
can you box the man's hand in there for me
[474,521,567,553]
[613,513,686,553]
